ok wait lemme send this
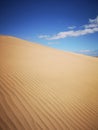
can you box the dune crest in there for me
[0,35,98,130]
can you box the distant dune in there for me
[0,35,98,130]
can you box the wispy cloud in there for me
[38,35,49,39]
[38,16,98,40]
[79,50,91,53]
[48,42,60,45]
[68,26,76,29]
[78,49,98,56]
[84,16,98,29]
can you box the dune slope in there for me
[0,35,98,130]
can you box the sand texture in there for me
[0,35,98,130]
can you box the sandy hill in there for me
[0,35,98,130]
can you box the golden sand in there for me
[0,35,98,130]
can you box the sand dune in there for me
[0,35,98,130]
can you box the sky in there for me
[0,0,98,56]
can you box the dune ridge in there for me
[0,35,98,130]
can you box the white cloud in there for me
[89,16,98,23]
[48,42,60,44]
[46,27,98,40]
[68,26,76,29]
[78,49,98,56]
[79,50,91,53]
[84,16,98,29]
[38,16,98,40]
[38,35,49,39]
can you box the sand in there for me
[0,35,98,130]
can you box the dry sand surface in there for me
[0,35,98,130]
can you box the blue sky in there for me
[0,0,98,56]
